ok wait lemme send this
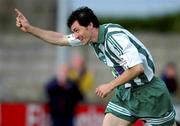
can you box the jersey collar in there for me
[97,25,105,44]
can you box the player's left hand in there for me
[95,83,113,98]
[14,8,31,32]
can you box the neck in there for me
[91,27,99,43]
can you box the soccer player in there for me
[15,7,177,126]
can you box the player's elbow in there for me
[135,64,144,75]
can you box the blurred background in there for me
[0,0,180,126]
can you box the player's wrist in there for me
[109,82,116,91]
[26,24,33,33]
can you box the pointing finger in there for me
[14,8,25,18]
[14,8,21,15]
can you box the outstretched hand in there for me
[14,8,30,32]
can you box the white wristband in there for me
[66,34,82,46]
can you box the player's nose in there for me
[74,33,80,39]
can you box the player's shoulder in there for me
[102,23,124,29]
[102,23,125,40]
[102,23,125,35]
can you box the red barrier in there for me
[74,104,105,126]
[0,103,144,126]
[132,120,144,126]
[1,103,26,126]
[0,103,49,126]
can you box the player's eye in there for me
[73,28,79,33]
[76,30,79,33]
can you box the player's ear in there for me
[88,22,93,28]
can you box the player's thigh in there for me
[172,121,177,126]
[102,113,131,126]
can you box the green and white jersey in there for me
[67,23,155,86]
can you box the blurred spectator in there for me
[69,54,95,102]
[45,64,83,126]
[161,62,179,95]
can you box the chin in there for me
[82,40,88,45]
[82,42,88,46]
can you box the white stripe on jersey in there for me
[104,24,155,82]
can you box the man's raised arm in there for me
[14,8,69,46]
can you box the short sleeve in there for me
[112,33,143,69]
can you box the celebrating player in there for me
[15,7,177,126]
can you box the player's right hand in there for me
[14,8,31,32]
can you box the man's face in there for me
[71,21,93,45]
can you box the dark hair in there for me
[67,6,99,28]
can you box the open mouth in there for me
[79,37,83,42]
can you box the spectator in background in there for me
[161,62,178,96]
[68,54,95,102]
[45,64,83,126]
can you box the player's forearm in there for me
[109,64,144,89]
[27,25,69,46]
